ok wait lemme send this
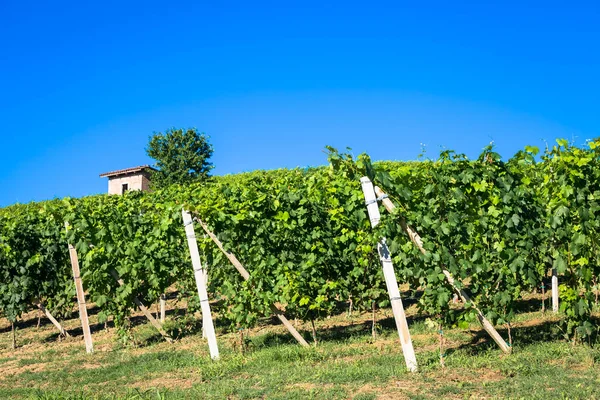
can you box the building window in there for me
[122,183,129,194]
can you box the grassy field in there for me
[0,294,599,400]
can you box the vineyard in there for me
[1,140,600,396]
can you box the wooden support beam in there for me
[109,270,173,344]
[65,224,94,354]
[35,302,70,338]
[182,210,220,360]
[378,240,418,372]
[361,177,418,371]
[371,183,512,355]
[193,215,310,348]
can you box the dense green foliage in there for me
[146,127,214,188]
[0,201,73,322]
[333,145,548,332]
[0,139,599,344]
[539,140,600,338]
[175,167,379,326]
[62,193,185,333]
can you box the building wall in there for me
[141,174,151,191]
[108,173,146,195]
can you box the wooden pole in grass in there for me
[35,302,70,338]
[370,183,512,355]
[552,268,559,313]
[182,210,220,360]
[378,239,418,372]
[360,177,418,372]
[160,294,167,323]
[65,223,94,354]
[108,270,173,343]
[11,321,16,349]
[192,214,311,348]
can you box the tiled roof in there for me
[99,165,157,178]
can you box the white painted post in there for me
[182,210,220,360]
[552,268,559,313]
[361,177,418,372]
[378,239,418,372]
[65,224,94,354]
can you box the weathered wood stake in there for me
[160,294,166,323]
[193,214,310,348]
[65,224,94,354]
[360,177,418,372]
[11,322,16,349]
[182,210,220,360]
[35,302,70,337]
[377,239,418,372]
[371,301,377,340]
[371,182,512,355]
[310,316,318,345]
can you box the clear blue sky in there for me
[1,1,598,206]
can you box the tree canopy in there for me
[146,128,214,188]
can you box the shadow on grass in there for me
[445,319,569,357]
[1,291,187,335]
[511,297,546,314]
[29,290,593,353]
[247,314,430,349]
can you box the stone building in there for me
[99,165,156,195]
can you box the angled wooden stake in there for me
[371,183,512,355]
[182,210,220,360]
[35,302,70,338]
[65,223,93,354]
[193,214,310,348]
[378,239,418,372]
[109,270,173,343]
[552,268,559,313]
[361,177,418,371]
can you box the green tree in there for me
[146,128,214,188]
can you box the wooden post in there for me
[541,282,546,312]
[65,224,94,354]
[182,210,220,360]
[11,321,16,349]
[109,270,173,343]
[378,239,418,372]
[193,214,310,348]
[370,182,512,355]
[360,178,417,371]
[552,268,559,313]
[360,177,382,228]
[35,302,70,337]
[160,294,167,323]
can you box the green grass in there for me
[1,306,599,399]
